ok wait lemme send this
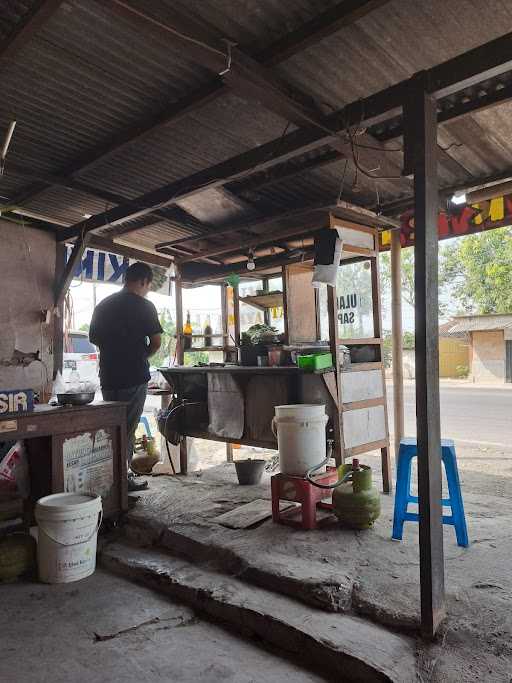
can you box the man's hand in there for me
[147,333,162,357]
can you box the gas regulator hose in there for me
[305,440,353,489]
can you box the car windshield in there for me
[70,335,96,354]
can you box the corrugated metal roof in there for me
[2,0,512,262]
[445,315,512,335]
[0,0,34,43]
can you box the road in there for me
[386,382,512,448]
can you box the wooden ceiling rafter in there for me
[155,202,335,253]
[8,0,389,230]
[9,0,494,244]
[23,17,512,250]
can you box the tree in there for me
[382,330,415,367]
[149,266,169,293]
[151,308,176,368]
[439,227,512,314]
[380,247,415,306]
[380,245,448,316]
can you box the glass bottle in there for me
[204,315,212,348]
[183,311,192,350]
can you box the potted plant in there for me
[239,324,279,366]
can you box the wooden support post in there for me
[233,284,241,346]
[175,269,184,365]
[281,266,290,344]
[327,286,344,466]
[54,233,89,307]
[391,229,404,456]
[52,242,66,379]
[370,251,392,494]
[405,73,445,638]
[262,277,271,326]
[179,438,188,475]
[221,283,229,362]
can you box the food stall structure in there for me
[161,219,391,493]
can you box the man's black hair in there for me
[125,261,154,284]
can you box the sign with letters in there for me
[0,389,34,416]
[65,246,171,295]
[337,293,358,325]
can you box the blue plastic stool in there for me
[392,437,469,547]
[138,415,152,438]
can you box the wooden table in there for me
[158,365,338,473]
[0,402,128,521]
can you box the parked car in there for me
[63,331,99,385]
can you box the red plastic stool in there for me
[271,467,338,530]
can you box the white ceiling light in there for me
[450,192,466,205]
[82,213,92,218]
[246,250,255,271]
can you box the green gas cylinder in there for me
[332,459,380,529]
[0,533,37,582]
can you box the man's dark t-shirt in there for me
[89,290,163,390]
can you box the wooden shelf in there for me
[176,334,227,339]
[239,292,283,309]
[342,361,383,372]
[339,337,382,345]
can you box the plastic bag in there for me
[52,371,67,396]
[52,370,98,396]
[0,441,30,498]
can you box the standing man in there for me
[90,262,162,491]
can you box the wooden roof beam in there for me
[6,161,207,239]
[8,79,224,210]
[56,31,512,243]
[155,203,334,253]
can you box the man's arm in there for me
[147,333,162,358]
[89,307,101,346]
[143,301,163,358]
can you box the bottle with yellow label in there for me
[183,311,192,350]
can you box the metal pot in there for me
[57,392,95,406]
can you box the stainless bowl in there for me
[57,392,95,406]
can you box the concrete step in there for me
[121,511,358,614]
[100,541,417,683]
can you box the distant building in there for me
[438,321,470,379]
[442,314,512,383]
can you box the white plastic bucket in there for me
[35,493,102,584]
[272,404,328,476]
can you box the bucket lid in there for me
[275,403,325,415]
[35,492,102,515]
[274,404,326,417]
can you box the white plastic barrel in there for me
[272,404,328,476]
[35,493,102,584]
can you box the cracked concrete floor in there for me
[0,570,328,683]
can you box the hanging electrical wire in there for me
[336,159,349,203]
